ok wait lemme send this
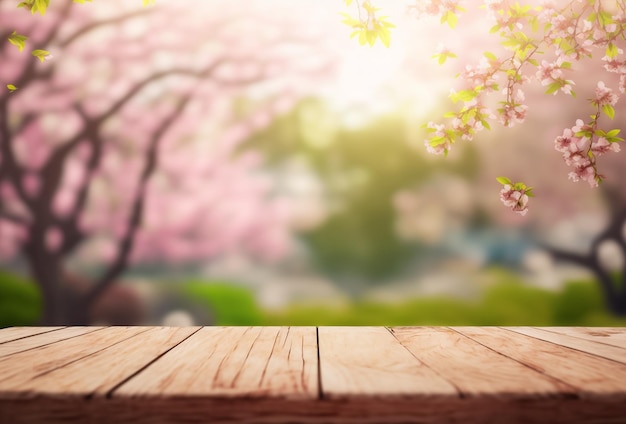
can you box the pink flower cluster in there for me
[460,57,500,91]
[594,81,619,107]
[408,0,462,16]
[499,184,529,216]
[536,57,574,95]
[409,0,626,214]
[554,117,620,188]
[424,122,450,155]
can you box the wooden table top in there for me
[0,326,625,423]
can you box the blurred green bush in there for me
[0,269,41,327]
[1,268,625,327]
[183,281,264,325]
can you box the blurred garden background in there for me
[1,0,626,327]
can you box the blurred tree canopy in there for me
[242,98,480,285]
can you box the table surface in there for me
[0,326,625,423]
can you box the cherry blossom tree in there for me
[340,0,626,314]
[0,0,333,324]
[344,0,626,215]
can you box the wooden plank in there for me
[456,327,626,397]
[539,327,626,349]
[0,327,65,344]
[0,326,150,397]
[2,327,199,397]
[5,396,626,424]
[507,327,626,365]
[115,326,317,399]
[318,327,457,398]
[0,326,104,358]
[391,327,574,397]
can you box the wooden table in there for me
[0,327,625,423]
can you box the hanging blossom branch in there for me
[407,0,626,215]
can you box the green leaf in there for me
[602,104,615,120]
[366,29,377,47]
[31,49,50,62]
[545,81,561,95]
[446,11,458,28]
[32,0,49,15]
[378,28,390,47]
[8,32,27,52]
[496,176,512,185]
[358,30,366,46]
[450,89,477,103]
[484,52,497,61]
[606,129,621,138]
[606,43,619,59]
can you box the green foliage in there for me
[552,280,605,325]
[17,0,50,16]
[178,270,626,326]
[260,277,626,326]
[0,269,624,327]
[242,98,479,282]
[182,281,263,325]
[8,31,27,52]
[341,1,395,47]
[31,49,50,62]
[0,270,41,327]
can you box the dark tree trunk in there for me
[545,186,626,317]
[25,242,91,325]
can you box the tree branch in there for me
[0,207,30,226]
[84,88,197,306]
[0,101,33,210]
[542,242,621,314]
[60,8,155,48]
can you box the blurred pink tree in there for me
[0,0,332,324]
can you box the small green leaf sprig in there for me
[341,0,395,47]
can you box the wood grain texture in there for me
[0,326,103,358]
[0,326,149,397]
[0,326,625,423]
[540,327,626,349]
[0,327,65,344]
[391,326,574,397]
[318,327,457,398]
[506,327,626,365]
[3,327,199,397]
[115,326,318,399]
[456,326,626,398]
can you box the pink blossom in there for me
[591,137,621,155]
[568,164,598,187]
[500,102,527,127]
[594,81,619,106]
[537,59,563,86]
[602,56,626,74]
[408,0,461,16]
[554,127,587,155]
[499,184,529,216]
